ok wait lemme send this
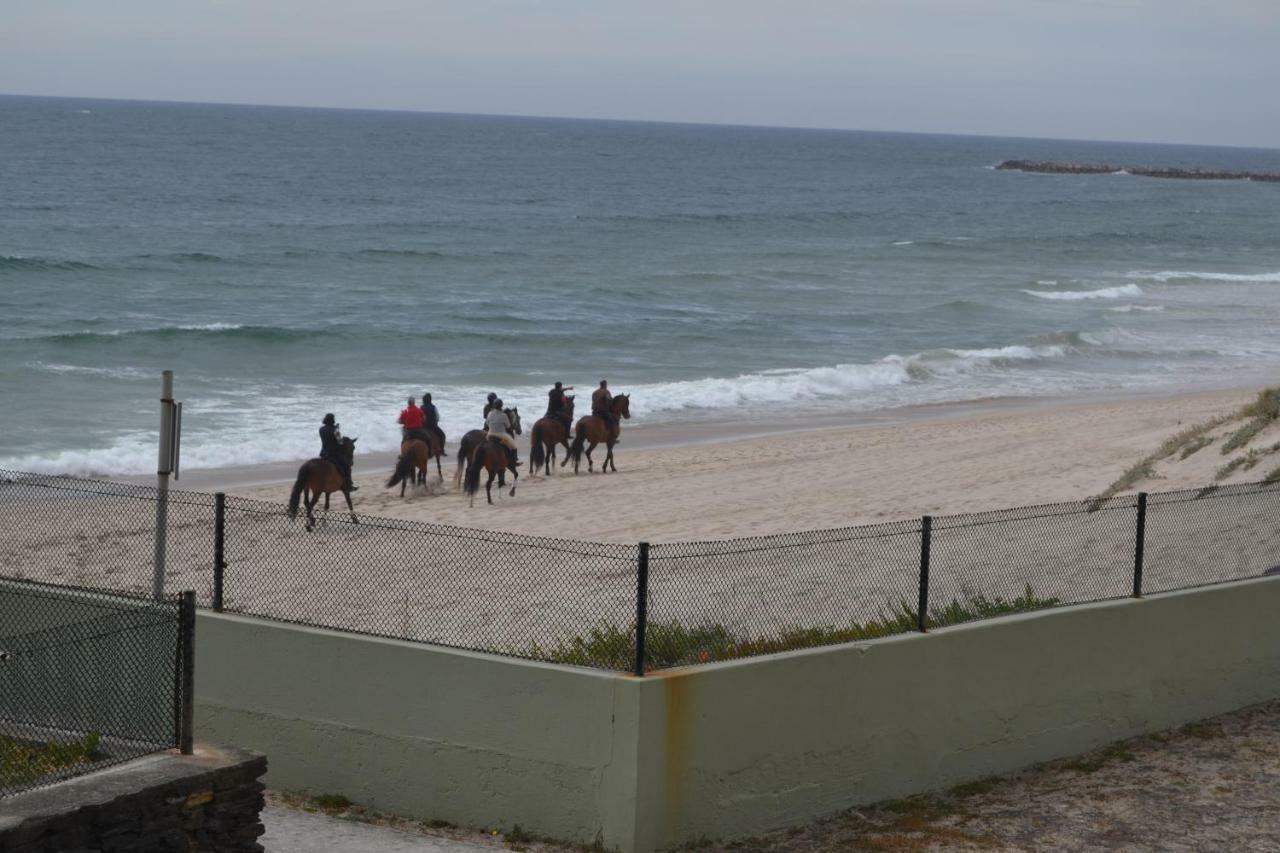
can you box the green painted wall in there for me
[193,577,1280,853]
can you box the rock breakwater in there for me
[996,160,1280,182]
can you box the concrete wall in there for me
[193,613,643,849]
[193,576,1280,853]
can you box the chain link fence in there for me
[0,578,194,798]
[2,469,1278,676]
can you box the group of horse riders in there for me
[317,380,622,492]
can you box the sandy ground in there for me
[262,699,1280,852]
[232,387,1257,540]
[4,386,1279,665]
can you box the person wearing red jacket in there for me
[398,397,427,442]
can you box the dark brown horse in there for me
[462,437,520,506]
[528,397,575,476]
[568,394,631,474]
[385,436,442,497]
[287,437,358,531]
[453,408,522,488]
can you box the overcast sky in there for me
[3,0,1278,147]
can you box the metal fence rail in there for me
[0,578,194,798]
[1,468,1278,675]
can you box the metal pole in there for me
[153,371,174,601]
[213,493,225,612]
[634,542,650,677]
[918,516,932,632]
[179,590,195,755]
[1133,492,1147,598]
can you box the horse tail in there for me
[463,443,485,498]
[287,463,308,518]
[568,425,587,467]
[386,455,412,489]
[529,423,546,472]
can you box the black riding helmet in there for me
[423,393,432,403]
[322,413,336,426]
[493,398,504,409]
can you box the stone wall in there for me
[0,743,266,853]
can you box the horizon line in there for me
[2,90,1277,154]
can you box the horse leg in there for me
[586,441,597,472]
[343,489,358,524]
[435,453,444,482]
[304,492,319,532]
[400,475,407,498]
[485,469,496,505]
[607,442,617,472]
[508,465,518,497]
[559,441,572,468]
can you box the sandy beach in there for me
[221,386,1257,542]
[8,385,1278,665]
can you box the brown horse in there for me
[385,436,442,497]
[568,394,631,474]
[287,437,358,531]
[453,408,522,488]
[528,397,575,476]
[462,437,519,506]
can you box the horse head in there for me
[614,394,631,420]
[341,436,357,462]
[506,407,523,435]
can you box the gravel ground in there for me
[266,699,1280,852]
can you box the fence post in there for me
[177,590,196,755]
[213,493,225,612]
[918,516,931,633]
[634,542,650,677]
[1133,492,1147,598]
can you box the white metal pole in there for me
[153,370,174,600]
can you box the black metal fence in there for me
[1,469,1278,676]
[0,578,194,798]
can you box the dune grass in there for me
[530,586,1059,671]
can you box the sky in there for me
[3,0,1278,147]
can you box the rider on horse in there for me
[398,396,431,444]
[320,413,357,491]
[421,393,445,448]
[485,397,520,469]
[592,380,619,441]
[547,381,574,434]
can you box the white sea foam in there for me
[1108,304,1165,313]
[0,342,1075,476]
[1127,270,1280,283]
[1022,284,1143,301]
[891,240,914,246]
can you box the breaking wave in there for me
[1022,284,1143,301]
[1127,270,1280,283]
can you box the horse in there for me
[385,436,443,497]
[462,436,520,506]
[568,394,631,474]
[287,437,358,531]
[529,397,575,476]
[453,408,522,488]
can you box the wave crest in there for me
[1022,284,1143,301]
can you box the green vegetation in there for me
[1097,387,1280,500]
[1093,414,1232,505]
[1221,388,1280,454]
[0,731,101,788]
[311,793,353,812]
[1179,434,1214,460]
[1215,442,1280,480]
[531,586,1059,671]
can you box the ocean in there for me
[3,94,1279,476]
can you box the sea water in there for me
[2,95,1279,475]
